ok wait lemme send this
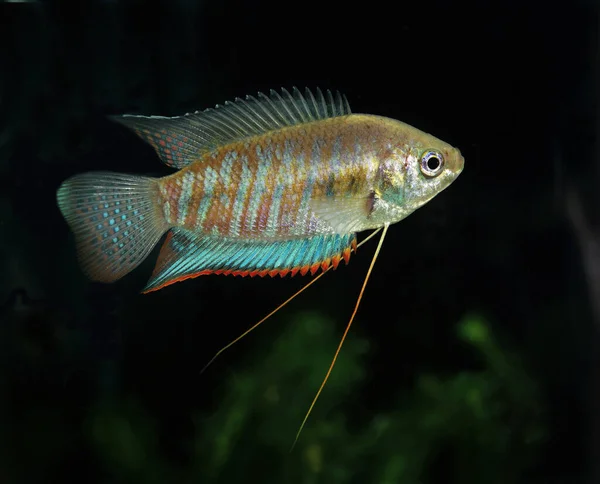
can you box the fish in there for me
[56,87,464,447]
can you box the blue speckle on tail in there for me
[57,172,170,283]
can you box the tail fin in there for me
[56,172,170,283]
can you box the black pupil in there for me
[427,156,440,171]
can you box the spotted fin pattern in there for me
[56,172,169,283]
[143,228,357,293]
[110,87,352,169]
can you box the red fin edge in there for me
[143,237,358,294]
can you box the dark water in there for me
[0,1,597,483]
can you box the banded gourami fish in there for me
[56,87,464,445]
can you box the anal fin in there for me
[143,229,357,293]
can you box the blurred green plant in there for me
[86,313,545,484]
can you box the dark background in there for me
[0,0,598,483]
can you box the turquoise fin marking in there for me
[143,228,357,293]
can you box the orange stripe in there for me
[185,165,203,228]
[160,177,183,224]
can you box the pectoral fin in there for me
[309,193,376,234]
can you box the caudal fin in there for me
[56,172,169,283]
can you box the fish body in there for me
[57,88,464,292]
[159,115,383,240]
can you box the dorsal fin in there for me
[110,87,352,169]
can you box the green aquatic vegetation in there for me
[87,313,545,483]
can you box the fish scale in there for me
[156,118,382,242]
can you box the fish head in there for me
[385,121,464,213]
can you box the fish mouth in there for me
[452,147,465,175]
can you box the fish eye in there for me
[420,150,444,177]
